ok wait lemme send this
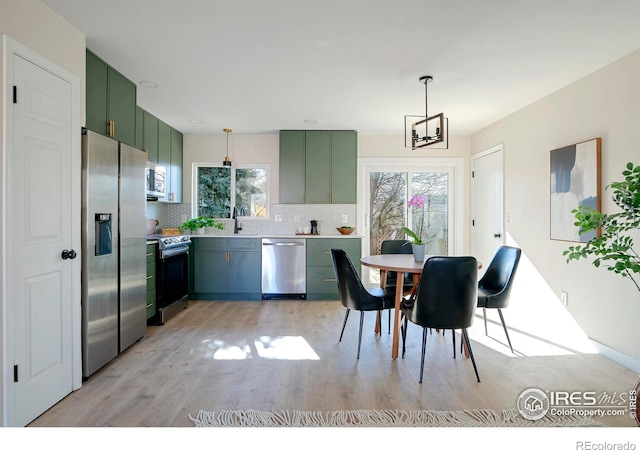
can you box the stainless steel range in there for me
[152,235,192,324]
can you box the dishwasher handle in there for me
[262,242,305,246]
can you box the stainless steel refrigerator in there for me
[81,129,147,378]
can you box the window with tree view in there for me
[369,170,449,256]
[195,165,268,219]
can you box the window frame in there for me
[191,162,270,220]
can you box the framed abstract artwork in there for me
[550,137,601,242]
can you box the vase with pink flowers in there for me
[402,195,431,262]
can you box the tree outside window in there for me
[195,165,268,219]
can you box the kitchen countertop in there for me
[189,233,363,239]
[147,233,362,243]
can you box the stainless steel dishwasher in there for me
[261,238,306,299]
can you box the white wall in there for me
[470,49,640,362]
[183,133,280,205]
[0,0,85,427]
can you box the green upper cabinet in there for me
[329,130,357,204]
[157,120,171,202]
[143,110,158,163]
[135,106,144,150]
[85,50,136,147]
[170,128,183,203]
[279,130,306,203]
[279,130,357,204]
[139,107,182,201]
[86,51,108,136]
[305,131,332,203]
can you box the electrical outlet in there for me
[560,291,568,306]
[341,215,348,224]
[275,215,282,222]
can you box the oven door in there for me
[156,249,189,319]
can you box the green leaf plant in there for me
[563,162,640,293]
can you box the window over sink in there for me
[192,164,269,219]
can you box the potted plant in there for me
[402,195,435,261]
[180,216,223,234]
[563,162,640,293]
[202,216,224,233]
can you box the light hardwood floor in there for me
[29,300,638,427]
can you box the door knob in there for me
[61,249,77,260]
[494,233,502,238]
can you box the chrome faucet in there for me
[232,206,239,234]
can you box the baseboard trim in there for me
[590,338,640,372]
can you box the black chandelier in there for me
[404,75,448,149]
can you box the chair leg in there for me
[376,311,382,336]
[388,309,391,334]
[462,328,480,382]
[452,330,456,359]
[497,309,514,353]
[357,311,365,359]
[483,308,487,335]
[339,309,350,342]
[419,327,428,383]
[401,313,408,358]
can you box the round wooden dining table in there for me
[360,254,481,359]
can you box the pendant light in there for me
[404,75,448,149]
[223,128,232,166]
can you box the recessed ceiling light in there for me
[189,119,202,124]
[139,80,159,88]
[304,119,317,124]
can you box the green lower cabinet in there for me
[190,237,261,300]
[146,244,157,320]
[306,238,362,300]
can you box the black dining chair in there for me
[477,246,521,354]
[400,256,480,383]
[330,248,395,359]
[380,239,415,334]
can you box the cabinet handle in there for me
[108,120,115,137]
[146,303,153,309]
[324,251,331,254]
[146,275,153,280]
[330,193,333,203]
[146,253,153,257]
[324,278,336,282]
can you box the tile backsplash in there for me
[146,202,357,236]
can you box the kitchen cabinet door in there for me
[305,131,332,203]
[170,128,183,203]
[278,130,357,204]
[306,237,361,300]
[279,130,306,203]
[146,244,157,320]
[143,110,159,163]
[330,130,357,203]
[108,68,136,147]
[228,251,261,293]
[86,51,109,137]
[194,250,227,293]
[135,106,144,151]
[85,50,136,146]
[158,121,171,202]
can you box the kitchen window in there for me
[193,164,269,219]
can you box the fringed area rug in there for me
[189,408,605,427]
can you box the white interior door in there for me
[472,145,504,274]
[5,42,78,426]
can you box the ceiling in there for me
[42,0,640,136]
